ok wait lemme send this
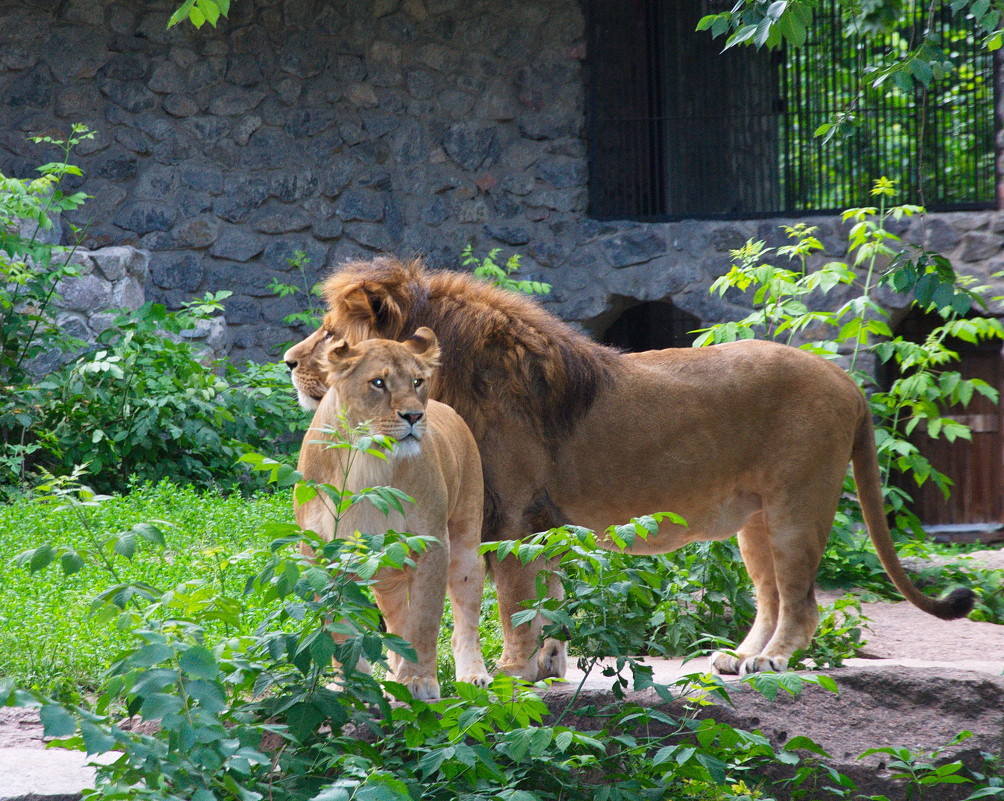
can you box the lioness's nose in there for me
[285,359,297,370]
[399,411,423,425]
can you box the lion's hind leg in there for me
[712,507,828,675]
[711,512,779,675]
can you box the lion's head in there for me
[319,327,440,455]
[286,256,618,443]
[284,327,334,411]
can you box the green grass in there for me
[0,479,293,701]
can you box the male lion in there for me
[285,257,974,678]
[296,325,491,699]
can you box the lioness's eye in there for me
[371,378,385,389]
[413,378,424,388]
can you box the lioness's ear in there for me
[320,339,357,382]
[404,327,440,366]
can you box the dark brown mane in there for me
[321,256,621,443]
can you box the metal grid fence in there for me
[586,0,997,220]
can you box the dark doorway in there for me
[600,301,700,352]
[886,309,1004,531]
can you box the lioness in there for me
[285,257,974,678]
[295,326,490,699]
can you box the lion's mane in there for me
[321,257,622,445]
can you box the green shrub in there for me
[0,125,94,492]
[33,295,307,492]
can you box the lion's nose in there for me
[399,411,423,426]
[285,359,297,370]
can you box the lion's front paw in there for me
[399,676,441,700]
[710,650,742,675]
[536,638,567,680]
[457,670,491,689]
[738,655,789,676]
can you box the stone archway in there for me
[599,300,701,352]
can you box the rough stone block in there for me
[336,190,385,222]
[171,215,222,248]
[150,252,205,292]
[99,78,158,112]
[598,230,668,269]
[961,230,1003,262]
[208,85,266,116]
[210,228,266,262]
[536,156,585,190]
[346,221,395,251]
[113,275,145,309]
[443,121,499,171]
[312,217,344,240]
[7,64,53,108]
[251,209,311,234]
[91,246,134,281]
[113,201,177,234]
[55,273,114,311]
[484,222,530,246]
[906,216,961,253]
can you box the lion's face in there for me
[322,328,440,454]
[284,326,335,411]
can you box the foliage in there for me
[7,461,1001,799]
[167,0,230,29]
[483,520,757,664]
[789,595,869,670]
[32,294,305,492]
[461,245,552,296]
[859,731,995,801]
[697,0,1003,84]
[0,124,94,493]
[695,181,1002,573]
[268,249,324,345]
[7,450,851,801]
[918,559,1004,625]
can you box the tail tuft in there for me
[932,587,976,620]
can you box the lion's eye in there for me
[413,378,424,389]
[371,378,385,389]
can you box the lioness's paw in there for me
[710,651,742,675]
[457,671,491,689]
[738,655,789,676]
[398,676,441,700]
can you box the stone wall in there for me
[1,0,1001,365]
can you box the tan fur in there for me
[285,257,973,678]
[295,327,490,699]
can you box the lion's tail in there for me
[851,413,975,620]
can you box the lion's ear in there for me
[404,327,440,367]
[328,279,404,338]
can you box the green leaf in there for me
[510,609,538,627]
[79,720,116,754]
[141,692,184,721]
[166,0,196,27]
[131,643,175,668]
[113,532,137,559]
[27,545,55,574]
[39,704,77,738]
[60,550,85,576]
[180,646,219,680]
